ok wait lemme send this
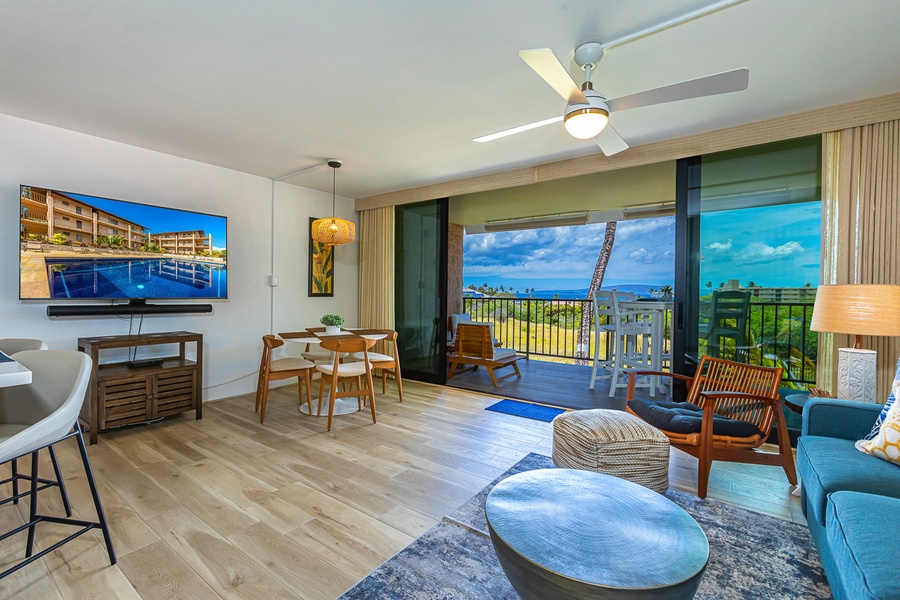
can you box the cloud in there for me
[706,239,732,253]
[627,247,675,265]
[733,241,804,265]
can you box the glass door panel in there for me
[395,199,448,384]
[677,136,822,393]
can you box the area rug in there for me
[340,453,830,600]
[485,399,566,422]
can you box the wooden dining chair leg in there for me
[366,370,377,424]
[303,371,313,416]
[395,365,403,402]
[381,370,387,394]
[326,372,339,432]
[317,377,327,417]
[259,382,270,424]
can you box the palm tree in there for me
[576,222,617,364]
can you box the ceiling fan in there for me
[474,40,749,157]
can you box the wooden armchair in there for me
[448,323,521,387]
[625,355,796,498]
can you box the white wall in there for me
[0,114,358,401]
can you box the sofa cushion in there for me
[798,435,900,526]
[826,491,900,600]
[628,398,763,438]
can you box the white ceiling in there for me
[2,0,899,199]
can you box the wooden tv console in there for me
[77,331,203,444]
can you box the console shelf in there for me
[78,331,203,444]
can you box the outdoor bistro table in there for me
[0,351,32,388]
[278,328,386,416]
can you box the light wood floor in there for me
[0,379,803,599]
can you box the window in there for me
[76,206,82,215]
[109,218,119,226]
[76,233,83,242]
[76,221,83,229]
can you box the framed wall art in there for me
[308,217,334,297]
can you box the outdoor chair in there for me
[608,294,655,397]
[704,290,751,361]
[589,289,635,390]
[0,350,116,579]
[256,335,315,424]
[625,354,797,498]
[448,323,522,387]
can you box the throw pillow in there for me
[859,354,900,443]
[858,387,900,466]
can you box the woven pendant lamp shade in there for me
[311,217,355,246]
[311,159,355,246]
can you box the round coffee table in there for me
[485,469,709,599]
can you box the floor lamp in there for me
[810,284,900,403]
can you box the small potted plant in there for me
[320,314,345,335]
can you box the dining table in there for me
[617,300,673,394]
[0,351,32,388]
[278,328,386,416]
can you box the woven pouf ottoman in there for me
[552,409,670,493]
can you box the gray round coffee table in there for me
[485,469,709,599]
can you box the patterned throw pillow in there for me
[860,355,900,443]
[858,387,900,465]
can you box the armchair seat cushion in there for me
[826,491,900,600]
[628,398,764,438]
[797,434,900,526]
[491,347,517,361]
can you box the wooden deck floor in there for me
[446,356,636,410]
[1,379,802,599]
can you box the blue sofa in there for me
[797,398,900,600]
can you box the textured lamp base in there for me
[837,348,877,403]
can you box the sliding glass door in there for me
[395,199,449,384]
[674,136,822,387]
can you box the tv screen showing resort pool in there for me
[19,185,227,301]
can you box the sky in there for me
[463,201,821,293]
[69,193,227,250]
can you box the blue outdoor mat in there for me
[485,399,565,422]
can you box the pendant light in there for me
[311,159,355,246]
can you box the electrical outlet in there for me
[269,275,279,287]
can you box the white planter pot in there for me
[324,325,341,335]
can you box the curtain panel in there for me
[358,206,395,333]
[820,120,900,400]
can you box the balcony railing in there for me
[461,296,816,385]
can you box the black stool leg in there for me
[11,458,18,504]
[48,446,73,518]
[73,423,116,565]
[25,452,39,558]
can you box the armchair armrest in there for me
[801,397,883,441]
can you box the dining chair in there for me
[0,338,48,354]
[0,350,116,579]
[317,337,377,431]
[348,330,403,402]
[256,335,315,424]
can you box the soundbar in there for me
[47,301,213,317]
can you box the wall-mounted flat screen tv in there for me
[19,185,227,301]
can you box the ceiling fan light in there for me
[564,107,609,139]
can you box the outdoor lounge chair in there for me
[448,323,522,387]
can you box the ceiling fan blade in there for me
[606,68,749,113]
[473,116,562,143]
[595,123,629,156]
[518,49,588,105]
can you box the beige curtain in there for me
[358,206,395,331]
[820,120,900,400]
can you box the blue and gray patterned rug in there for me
[340,453,830,599]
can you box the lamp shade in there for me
[810,284,900,338]
[311,217,355,246]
